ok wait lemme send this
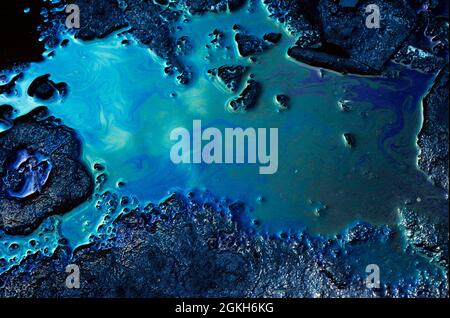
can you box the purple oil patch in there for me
[4,148,52,199]
[347,67,434,162]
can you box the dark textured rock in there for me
[60,39,69,47]
[263,32,282,44]
[0,194,447,298]
[0,107,94,234]
[208,65,248,93]
[418,64,449,191]
[285,0,417,75]
[0,105,16,127]
[425,15,449,57]
[262,0,321,48]
[72,0,127,41]
[275,94,289,108]
[234,33,271,57]
[175,36,192,56]
[338,99,352,112]
[122,0,191,84]
[343,223,391,245]
[343,132,355,147]
[394,44,445,73]
[27,74,68,101]
[393,12,447,73]
[398,199,449,268]
[61,1,247,85]
[0,73,23,97]
[228,79,260,111]
[2,0,446,80]
[320,0,415,71]
[182,0,246,14]
[209,29,225,48]
[288,46,374,75]
[64,0,192,84]
[93,163,105,172]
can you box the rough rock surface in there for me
[0,107,94,235]
[262,0,321,46]
[234,32,277,57]
[123,0,192,84]
[263,32,282,44]
[398,198,449,268]
[208,65,248,92]
[63,0,245,84]
[181,0,247,14]
[275,94,289,109]
[393,11,447,73]
[68,0,191,84]
[229,79,261,111]
[2,0,448,78]
[73,0,127,40]
[418,65,449,192]
[0,105,16,128]
[287,0,417,75]
[27,74,68,101]
[0,194,447,297]
[0,73,23,97]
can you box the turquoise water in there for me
[0,4,445,274]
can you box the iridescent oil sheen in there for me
[0,4,446,280]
